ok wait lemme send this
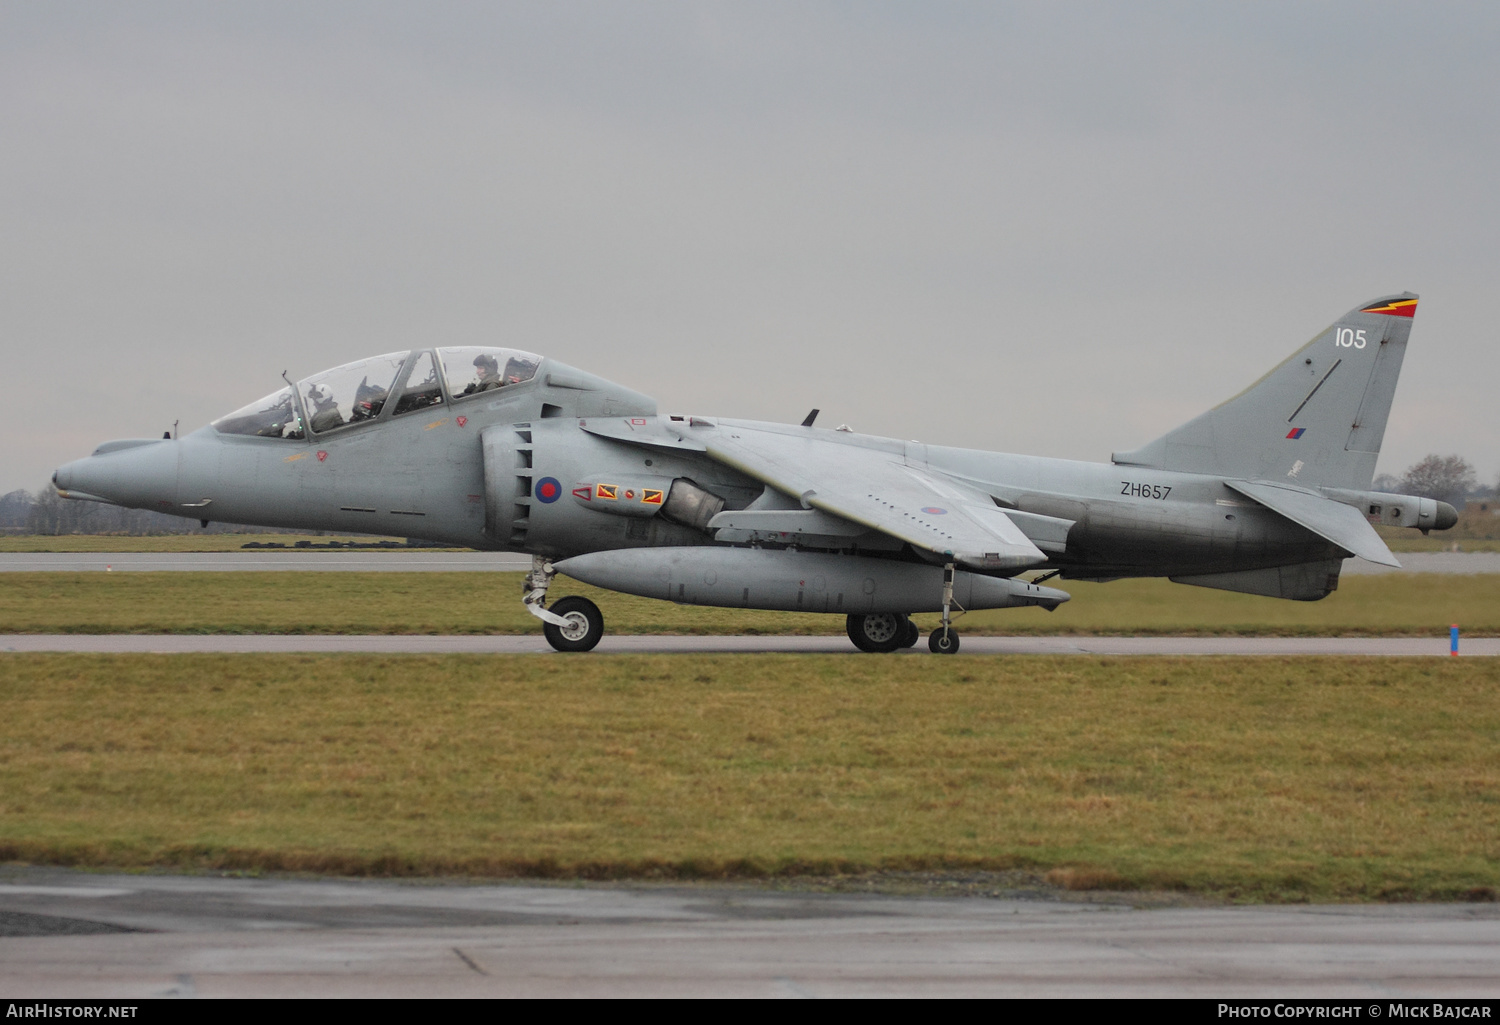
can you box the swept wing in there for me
[700,421,1043,571]
[582,416,1044,570]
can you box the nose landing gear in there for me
[543,595,604,652]
[525,555,605,652]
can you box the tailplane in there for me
[1113,293,1418,489]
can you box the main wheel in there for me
[543,596,604,652]
[846,613,905,653]
[928,628,960,654]
[900,617,921,648]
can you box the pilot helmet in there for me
[308,383,335,406]
[473,354,499,375]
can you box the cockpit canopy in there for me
[212,347,541,439]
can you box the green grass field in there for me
[0,571,1493,636]
[2,653,1497,902]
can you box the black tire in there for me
[543,596,604,652]
[845,614,876,652]
[846,613,904,653]
[928,628,960,655]
[900,617,921,648]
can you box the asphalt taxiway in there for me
[3,634,1495,655]
[2,869,1498,997]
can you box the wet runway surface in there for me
[1342,552,1500,575]
[1,869,1497,997]
[1,551,1495,573]
[3,634,1495,655]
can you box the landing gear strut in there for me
[525,555,605,652]
[928,562,961,654]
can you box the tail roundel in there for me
[1112,293,1419,489]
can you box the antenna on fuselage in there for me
[281,370,293,388]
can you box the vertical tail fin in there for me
[1112,293,1418,489]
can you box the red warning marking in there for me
[573,486,593,501]
[630,418,647,426]
[317,451,328,462]
[456,416,467,427]
[1360,298,1418,318]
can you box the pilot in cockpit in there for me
[464,354,503,395]
[307,383,344,433]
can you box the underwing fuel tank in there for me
[554,547,1070,614]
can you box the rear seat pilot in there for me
[464,354,503,395]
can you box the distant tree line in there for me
[1372,454,1491,508]
[0,487,280,536]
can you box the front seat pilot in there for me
[307,383,344,433]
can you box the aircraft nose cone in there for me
[52,461,79,493]
[55,440,180,509]
[1434,501,1459,531]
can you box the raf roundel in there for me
[535,477,563,504]
[921,506,947,516]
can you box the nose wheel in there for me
[542,595,604,652]
[524,555,606,652]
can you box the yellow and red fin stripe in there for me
[1360,298,1418,318]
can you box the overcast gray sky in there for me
[4,1,1497,496]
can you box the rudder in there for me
[1112,293,1418,489]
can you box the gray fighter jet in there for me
[53,293,1455,653]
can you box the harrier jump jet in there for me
[54,293,1454,653]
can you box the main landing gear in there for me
[845,612,919,653]
[524,555,604,652]
[847,563,964,656]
